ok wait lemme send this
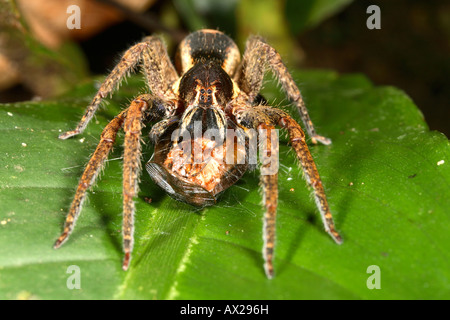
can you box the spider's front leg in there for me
[278,114,342,244]
[121,96,149,270]
[232,104,342,278]
[54,110,127,249]
[235,36,331,145]
[55,94,172,271]
[258,122,279,279]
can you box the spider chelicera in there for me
[54,29,342,278]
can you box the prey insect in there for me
[54,29,342,278]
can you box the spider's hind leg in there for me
[59,36,178,140]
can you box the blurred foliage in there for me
[0,0,88,98]
[0,0,354,99]
[172,0,353,65]
[298,0,450,137]
[285,0,354,33]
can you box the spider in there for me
[54,29,342,279]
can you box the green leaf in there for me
[0,70,449,300]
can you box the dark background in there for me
[300,0,449,138]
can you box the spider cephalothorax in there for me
[54,29,342,278]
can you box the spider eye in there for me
[207,89,212,94]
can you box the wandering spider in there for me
[54,29,342,278]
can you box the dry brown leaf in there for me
[17,0,156,48]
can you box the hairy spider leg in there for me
[57,33,179,269]
[258,123,279,279]
[231,104,342,278]
[54,110,127,249]
[235,36,331,145]
[140,36,179,98]
[122,97,149,270]
[55,96,155,271]
[278,114,342,244]
[59,37,177,140]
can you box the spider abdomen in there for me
[176,29,241,76]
